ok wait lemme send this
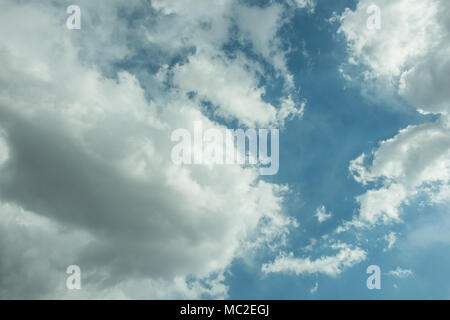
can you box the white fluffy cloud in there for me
[338,0,450,113]
[0,0,310,298]
[261,243,366,277]
[349,118,450,224]
[338,0,450,115]
[171,52,279,127]
[338,0,450,227]
[338,0,441,76]
[150,0,305,127]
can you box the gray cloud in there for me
[0,0,304,298]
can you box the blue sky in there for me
[0,0,449,299]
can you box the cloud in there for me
[261,243,366,277]
[337,0,450,227]
[310,281,318,294]
[338,0,450,115]
[235,3,285,71]
[0,202,98,299]
[348,116,450,226]
[0,131,8,166]
[0,200,230,299]
[338,0,442,79]
[0,0,312,298]
[289,0,316,13]
[150,0,305,127]
[384,232,397,252]
[315,205,332,223]
[387,267,414,278]
[356,184,406,225]
[171,52,280,127]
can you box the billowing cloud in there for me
[0,0,311,298]
[337,0,450,227]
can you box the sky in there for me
[0,0,449,299]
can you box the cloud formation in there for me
[338,0,450,227]
[0,0,309,298]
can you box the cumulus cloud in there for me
[0,0,311,298]
[150,0,305,127]
[350,118,450,225]
[337,0,450,227]
[339,0,450,115]
[338,0,442,79]
[171,52,279,127]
